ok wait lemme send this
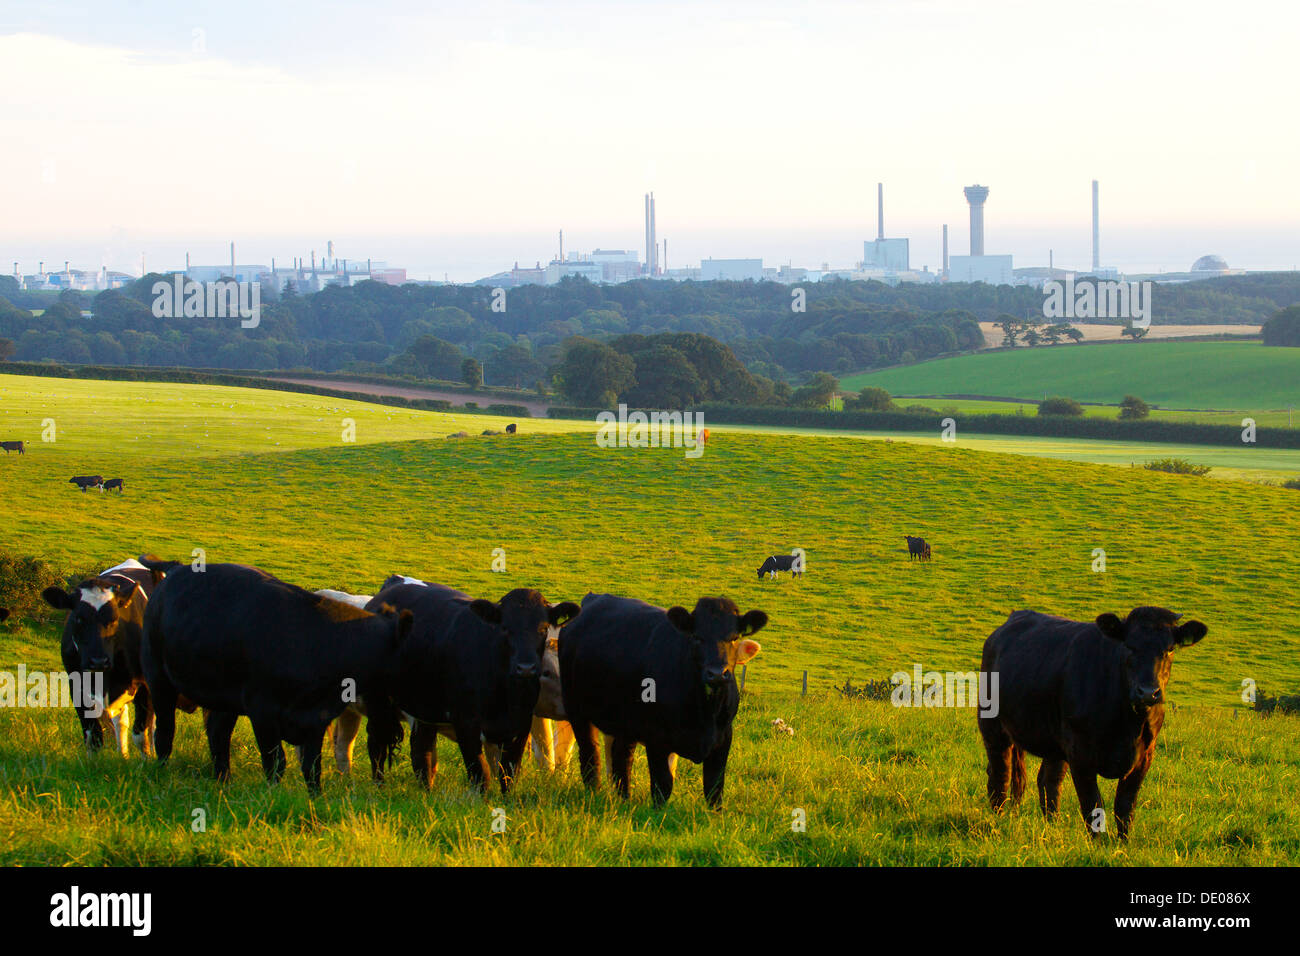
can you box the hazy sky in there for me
[2,0,1297,281]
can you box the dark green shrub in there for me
[1038,396,1085,417]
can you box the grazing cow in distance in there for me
[979,606,1208,840]
[0,440,24,455]
[41,558,161,757]
[140,559,413,792]
[505,423,517,434]
[904,536,931,561]
[70,475,104,492]
[367,582,579,794]
[560,593,765,807]
[757,553,803,580]
[102,478,125,493]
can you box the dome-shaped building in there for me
[1191,254,1229,272]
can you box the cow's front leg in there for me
[496,733,530,795]
[1070,764,1106,838]
[249,717,286,784]
[701,725,733,809]
[299,730,327,794]
[453,721,491,794]
[1114,747,1155,840]
[646,745,675,805]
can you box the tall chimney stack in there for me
[942,224,949,277]
[559,229,564,262]
[963,185,989,256]
[230,241,236,279]
[650,193,657,276]
[1091,179,1100,271]
[877,182,885,241]
[644,194,651,276]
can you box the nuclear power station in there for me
[947,184,1013,284]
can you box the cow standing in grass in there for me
[979,606,1208,839]
[560,593,765,807]
[0,440,24,455]
[141,560,412,792]
[367,582,579,794]
[40,558,161,757]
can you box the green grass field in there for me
[2,373,1299,865]
[867,397,1300,430]
[840,341,1300,412]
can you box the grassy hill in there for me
[2,374,1298,864]
[840,341,1300,411]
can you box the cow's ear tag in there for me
[113,581,139,605]
[469,599,502,625]
[1094,613,1125,641]
[666,606,694,633]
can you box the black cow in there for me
[979,606,1208,840]
[559,593,765,807]
[70,475,104,492]
[505,423,517,434]
[367,582,579,794]
[757,553,802,580]
[904,536,931,561]
[141,560,413,792]
[103,478,124,493]
[0,440,24,455]
[41,559,161,756]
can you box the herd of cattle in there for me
[3,552,1209,837]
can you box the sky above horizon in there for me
[2,0,1297,282]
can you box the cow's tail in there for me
[1009,745,1027,802]
[365,698,405,772]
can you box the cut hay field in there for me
[2,373,1299,865]
[840,341,1300,412]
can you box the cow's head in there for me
[41,577,141,671]
[469,589,580,681]
[666,597,765,690]
[1095,606,1207,709]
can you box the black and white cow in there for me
[40,558,161,757]
[69,475,104,492]
[141,560,412,792]
[757,553,803,580]
[0,440,24,455]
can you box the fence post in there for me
[801,670,808,696]
[740,664,746,692]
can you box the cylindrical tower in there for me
[963,185,989,256]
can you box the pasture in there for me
[840,340,1300,412]
[2,373,1299,865]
